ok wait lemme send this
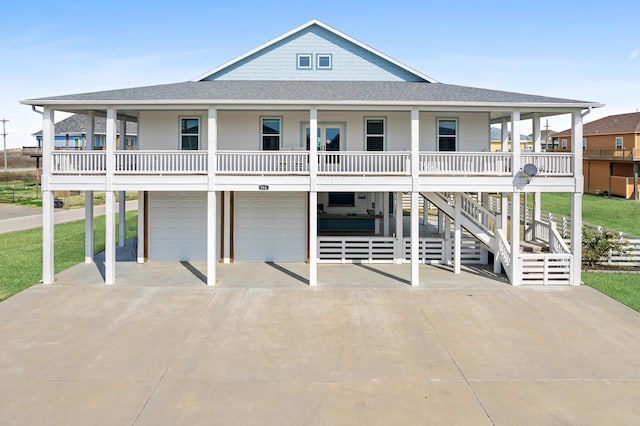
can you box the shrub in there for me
[582,227,626,268]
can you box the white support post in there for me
[453,193,462,274]
[85,191,94,263]
[309,107,318,191]
[410,191,420,286]
[87,111,95,150]
[223,191,231,263]
[208,106,217,189]
[510,192,521,286]
[437,210,444,234]
[480,192,489,264]
[511,111,521,176]
[383,192,390,236]
[494,193,509,274]
[207,191,217,286]
[42,108,55,284]
[137,191,144,263]
[532,113,542,225]
[395,191,404,264]
[443,215,451,264]
[571,110,584,285]
[501,117,509,152]
[309,191,318,287]
[118,118,126,247]
[105,108,117,285]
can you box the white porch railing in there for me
[460,192,496,237]
[51,151,106,174]
[115,150,207,174]
[520,254,572,285]
[419,152,512,175]
[496,229,512,281]
[317,151,410,175]
[521,153,573,176]
[217,150,309,174]
[318,236,395,263]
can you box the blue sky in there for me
[2,0,639,148]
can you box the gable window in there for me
[561,139,567,150]
[365,118,385,151]
[317,54,332,70]
[582,138,587,150]
[180,118,199,150]
[261,118,281,150]
[437,118,457,151]
[615,136,623,149]
[297,54,312,69]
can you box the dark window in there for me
[181,118,199,150]
[366,119,384,151]
[328,192,355,207]
[262,118,281,150]
[297,54,311,69]
[438,119,457,151]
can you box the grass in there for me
[0,211,137,301]
[0,183,136,208]
[531,193,640,236]
[582,272,640,312]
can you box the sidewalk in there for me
[0,200,138,234]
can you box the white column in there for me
[309,191,318,286]
[309,107,318,190]
[571,110,584,285]
[437,210,444,234]
[383,192,390,236]
[87,111,95,150]
[501,117,509,152]
[494,193,509,274]
[510,192,521,286]
[532,113,542,225]
[443,215,451,264]
[137,191,145,263]
[207,191,217,286]
[453,193,462,274]
[223,191,231,263]
[105,108,117,285]
[395,191,404,264]
[85,191,94,263]
[511,111,521,176]
[42,108,55,284]
[480,192,489,264]
[207,106,217,189]
[410,191,420,286]
[118,118,126,247]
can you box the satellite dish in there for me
[523,163,538,177]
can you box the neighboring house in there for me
[489,127,533,152]
[22,20,600,287]
[32,114,138,150]
[553,112,640,199]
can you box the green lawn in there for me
[0,212,137,301]
[534,193,640,236]
[582,272,640,312]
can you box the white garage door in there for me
[148,192,215,261]
[235,192,306,262]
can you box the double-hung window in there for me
[615,136,623,149]
[583,138,587,150]
[180,118,199,150]
[437,119,457,151]
[561,139,567,150]
[261,118,281,150]
[365,118,384,151]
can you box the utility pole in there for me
[1,119,8,186]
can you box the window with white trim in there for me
[316,54,332,69]
[615,136,623,149]
[437,118,457,151]
[261,118,281,150]
[297,54,312,69]
[561,139,567,150]
[180,118,199,150]
[365,118,384,151]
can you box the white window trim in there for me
[561,139,568,150]
[364,117,385,151]
[436,117,458,151]
[260,116,283,150]
[316,54,332,70]
[615,136,623,149]
[296,54,312,70]
[179,116,201,150]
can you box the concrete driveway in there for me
[1,267,639,425]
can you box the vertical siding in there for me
[203,26,424,82]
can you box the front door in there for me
[305,125,344,151]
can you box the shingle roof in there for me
[32,114,137,136]
[489,127,532,141]
[555,112,640,137]
[23,80,597,107]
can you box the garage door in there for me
[148,192,218,261]
[235,192,306,262]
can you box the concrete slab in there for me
[1,272,640,424]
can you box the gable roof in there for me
[32,114,137,136]
[192,19,438,83]
[555,112,640,137]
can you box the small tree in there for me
[582,227,626,269]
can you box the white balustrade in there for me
[420,152,512,175]
[115,150,208,174]
[217,151,309,174]
[496,229,512,281]
[460,192,496,236]
[521,153,573,176]
[317,151,410,175]
[51,151,106,174]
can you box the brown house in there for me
[553,112,640,199]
